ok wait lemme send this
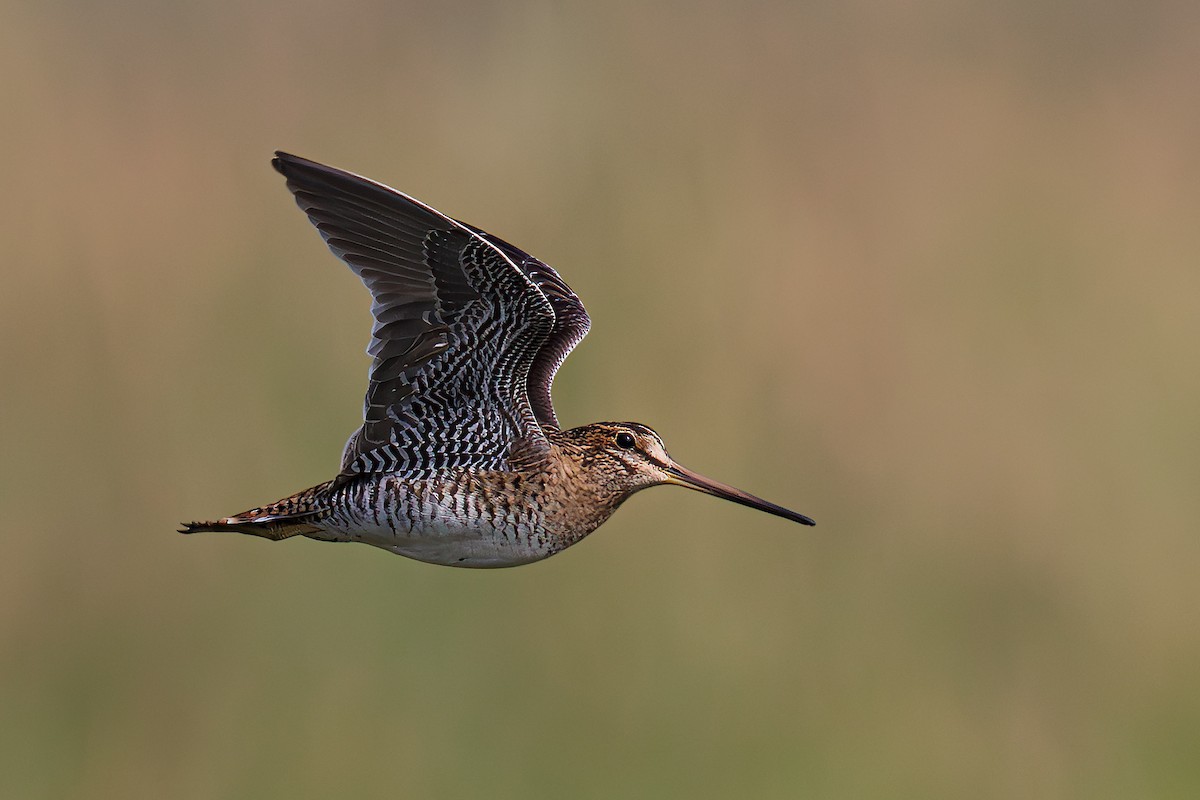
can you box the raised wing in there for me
[272,152,576,480]
[460,226,590,430]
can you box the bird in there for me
[181,152,814,568]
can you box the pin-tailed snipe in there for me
[182,153,814,567]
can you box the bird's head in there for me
[557,422,815,526]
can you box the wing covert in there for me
[462,226,591,430]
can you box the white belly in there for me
[310,476,558,568]
[350,522,552,568]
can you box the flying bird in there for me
[182,153,814,567]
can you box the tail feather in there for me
[178,518,319,540]
[180,480,335,541]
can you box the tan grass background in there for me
[2,1,1198,797]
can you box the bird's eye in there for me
[615,432,636,449]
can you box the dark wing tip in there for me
[271,150,298,175]
[272,151,331,179]
[270,152,407,212]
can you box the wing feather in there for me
[462,226,591,430]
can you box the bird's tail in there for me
[180,480,336,541]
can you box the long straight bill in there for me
[664,464,815,526]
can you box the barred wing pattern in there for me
[461,225,591,430]
[272,153,588,480]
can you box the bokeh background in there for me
[2,1,1198,797]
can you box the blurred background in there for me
[2,1,1198,797]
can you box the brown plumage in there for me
[182,154,814,568]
